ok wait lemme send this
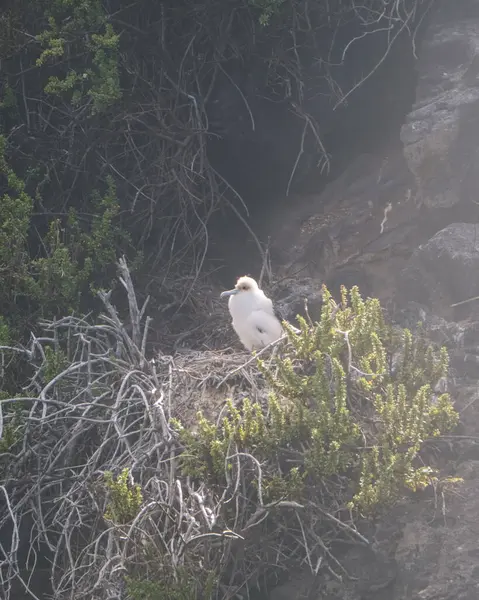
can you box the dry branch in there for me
[0,259,368,600]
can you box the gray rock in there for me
[401,0,479,209]
[397,223,479,313]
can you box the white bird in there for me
[220,276,284,351]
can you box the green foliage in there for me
[27,175,130,312]
[173,397,270,480]
[248,0,287,25]
[44,71,80,96]
[0,317,10,346]
[0,83,16,111]
[104,468,143,525]
[70,174,130,285]
[174,286,458,513]
[43,347,68,383]
[0,135,138,396]
[0,136,34,286]
[36,19,66,65]
[36,1,121,113]
[88,24,122,113]
[263,466,305,503]
[126,578,170,600]
[125,570,217,600]
[0,141,134,330]
[0,396,25,453]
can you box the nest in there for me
[163,349,270,427]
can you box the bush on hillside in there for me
[175,286,456,515]
[0,264,458,600]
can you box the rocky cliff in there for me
[264,0,479,597]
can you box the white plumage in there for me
[220,276,284,351]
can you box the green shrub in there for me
[36,1,121,113]
[43,347,69,383]
[0,140,135,330]
[104,468,143,525]
[0,394,24,453]
[125,570,216,600]
[27,175,132,313]
[248,0,287,25]
[0,138,138,395]
[0,135,34,304]
[174,285,458,514]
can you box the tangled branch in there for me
[0,255,459,600]
[0,259,375,600]
[1,0,430,316]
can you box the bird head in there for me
[220,276,259,299]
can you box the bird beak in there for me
[220,288,239,298]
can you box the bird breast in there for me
[228,292,262,321]
[228,292,283,351]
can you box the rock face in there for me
[397,222,479,315]
[267,0,479,298]
[265,1,479,599]
[400,0,479,210]
[386,224,479,599]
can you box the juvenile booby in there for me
[220,276,284,351]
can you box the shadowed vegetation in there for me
[0,1,441,598]
[0,268,458,599]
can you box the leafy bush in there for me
[36,0,121,113]
[104,468,143,525]
[0,394,24,453]
[0,139,135,333]
[0,136,138,407]
[174,285,458,514]
[126,570,216,600]
[43,347,69,383]
[248,0,287,25]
